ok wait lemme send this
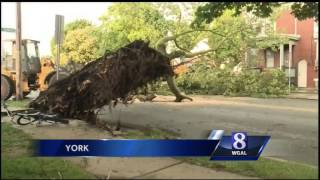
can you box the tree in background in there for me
[291,2,319,21]
[192,2,318,28]
[61,26,99,65]
[205,10,256,68]
[97,3,169,55]
[50,19,99,66]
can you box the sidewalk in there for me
[1,116,257,179]
[286,92,318,100]
[68,157,257,179]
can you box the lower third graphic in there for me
[35,130,270,160]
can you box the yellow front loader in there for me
[1,39,69,100]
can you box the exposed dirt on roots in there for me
[29,40,173,120]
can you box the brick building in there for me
[257,10,318,89]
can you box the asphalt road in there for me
[99,95,318,166]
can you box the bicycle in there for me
[1,101,69,125]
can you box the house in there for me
[257,10,318,89]
[173,9,319,91]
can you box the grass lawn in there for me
[123,128,318,179]
[1,122,95,179]
[181,157,318,179]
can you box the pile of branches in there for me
[29,40,173,120]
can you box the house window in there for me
[266,49,274,68]
[316,39,319,68]
[314,21,318,39]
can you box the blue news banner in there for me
[35,130,270,160]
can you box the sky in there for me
[1,2,112,56]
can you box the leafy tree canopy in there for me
[192,2,318,28]
[61,26,99,65]
[50,19,98,65]
[97,3,169,54]
[64,19,93,34]
[97,3,208,57]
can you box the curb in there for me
[264,157,317,169]
[284,96,318,101]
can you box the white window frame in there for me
[316,39,319,68]
[314,20,318,39]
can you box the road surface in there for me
[99,95,318,166]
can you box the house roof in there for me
[256,33,300,41]
[279,33,301,41]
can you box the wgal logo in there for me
[231,132,248,156]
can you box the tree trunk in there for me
[166,75,192,102]
[29,41,173,119]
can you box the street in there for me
[99,95,318,166]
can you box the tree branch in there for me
[168,27,244,59]
[173,39,190,53]
[156,28,225,54]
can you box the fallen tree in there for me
[29,40,173,120]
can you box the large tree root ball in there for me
[29,40,173,120]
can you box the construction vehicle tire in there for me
[1,74,14,101]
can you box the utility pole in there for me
[55,15,64,80]
[15,2,23,100]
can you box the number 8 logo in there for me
[232,132,247,150]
